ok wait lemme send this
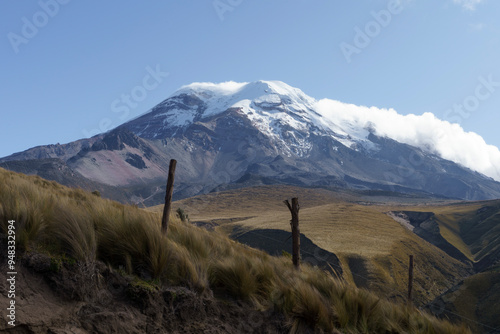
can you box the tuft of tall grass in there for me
[163,242,201,285]
[168,220,210,260]
[0,174,57,250]
[208,254,259,300]
[50,200,96,262]
[89,201,169,278]
[287,282,333,332]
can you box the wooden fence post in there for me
[408,255,414,305]
[161,159,177,236]
[284,197,300,270]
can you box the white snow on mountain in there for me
[167,80,500,181]
[153,107,198,128]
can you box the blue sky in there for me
[1,0,499,158]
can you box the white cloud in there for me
[315,99,500,181]
[453,0,484,11]
[178,81,248,96]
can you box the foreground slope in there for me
[0,168,471,333]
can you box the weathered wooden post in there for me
[161,159,177,236]
[284,197,300,270]
[408,255,414,305]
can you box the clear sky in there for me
[1,0,499,158]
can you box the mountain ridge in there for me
[2,80,500,203]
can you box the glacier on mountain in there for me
[128,80,500,181]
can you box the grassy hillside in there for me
[384,201,500,333]
[428,266,500,333]
[166,186,472,306]
[426,201,500,269]
[165,185,500,333]
[0,168,472,333]
[384,200,500,263]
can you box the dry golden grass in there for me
[228,202,404,257]
[167,186,465,258]
[149,185,348,218]
[0,168,472,333]
[383,199,500,263]
[166,185,471,306]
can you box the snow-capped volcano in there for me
[132,80,317,134]
[3,80,500,204]
[127,80,377,158]
[130,80,500,182]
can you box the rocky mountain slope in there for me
[3,80,500,204]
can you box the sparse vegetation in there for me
[176,207,189,222]
[0,168,471,333]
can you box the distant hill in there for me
[163,185,500,332]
